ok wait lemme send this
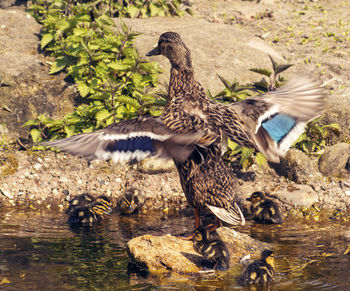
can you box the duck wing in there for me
[216,76,326,162]
[41,116,207,163]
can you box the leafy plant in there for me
[293,116,341,154]
[25,1,164,142]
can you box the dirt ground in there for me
[0,0,350,217]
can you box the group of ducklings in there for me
[66,188,140,227]
[192,227,275,285]
[190,190,281,285]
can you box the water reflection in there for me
[0,209,349,290]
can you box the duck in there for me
[117,188,140,215]
[41,32,326,237]
[192,227,230,270]
[66,193,95,215]
[246,191,283,224]
[238,249,275,286]
[68,195,113,226]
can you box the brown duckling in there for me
[246,191,283,224]
[192,227,230,270]
[117,188,140,215]
[238,250,275,286]
[66,193,95,215]
[68,195,113,226]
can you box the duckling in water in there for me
[192,227,230,270]
[66,193,95,215]
[238,249,275,286]
[117,188,140,215]
[68,195,113,226]
[246,191,283,224]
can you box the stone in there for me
[127,227,269,274]
[277,149,320,183]
[319,143,350,177]
[274,184,318,207]
[137,157,176,173]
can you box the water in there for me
[0,209,349,290]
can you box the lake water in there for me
[0,209,349,290]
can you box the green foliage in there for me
[27,0,191,23]
[293,116,341,154]
[25,1,164,142]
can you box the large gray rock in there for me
[127,227,269,274]
[278,149,321,183]
[319,143,350,176]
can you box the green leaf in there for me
[77,82,91,97]
[249,68,272,77]
[127,6,139,18]
[323,123,341,131]
[23,119,37,127]
[41,33,54,49]
[276,64,293,75]
[30,128,42,142]
[255,152,267,167]
[239,147,255,164]
[50,57,69,74]
[95,109,112,122]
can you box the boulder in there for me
[127,226,269,274]
[319,143,350,176]
[275,184,318,207]
[277,149,320,183]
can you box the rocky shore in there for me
[0,0,350,275]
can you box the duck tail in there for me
[206,202,245,226]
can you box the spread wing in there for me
[216,76,326,162]
[41,116,209,163]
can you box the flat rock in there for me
[319,143,350,176]
[127,226,269,274]
[275,184,318,207]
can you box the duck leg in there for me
[176,207,201,240]
[203,217,222,233]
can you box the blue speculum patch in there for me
[262,114,296,143]
[107,137,154,153]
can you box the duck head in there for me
[146,32,193,71]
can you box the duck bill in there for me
[146,46,160,56]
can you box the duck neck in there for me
[168,65,206,101]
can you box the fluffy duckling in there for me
[66,193,95,215]
[238,250,275,286]
[246,191,283,224]
[68,195,113,226]
[192,227,230,270]
[117,188,140,215]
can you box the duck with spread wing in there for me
[42,32,326,238]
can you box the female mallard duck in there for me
[68,195,113,226]
[246,191,283,224]
[66,193,95,215]
[41,32,325,237]
[238,250,275,286]
[192,227,230,270]
[117,188,140,215]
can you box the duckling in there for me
[68,195,113,226]
[246,191,283,224]
[238,250,275,286]
[192,227,230,270]
[66,193,95,215]
[117,188,140,215]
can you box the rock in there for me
[275,184,318,207]
[127,227,269,274]
[277,149,320,183]
[319,143,350,177]
[137,157,176,173]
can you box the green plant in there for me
[293,116,341,154]
[25,1,163,142]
